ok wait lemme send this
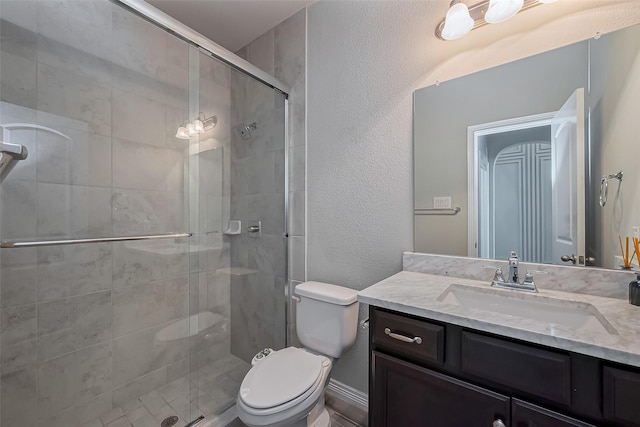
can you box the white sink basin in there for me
[437,284,617,335]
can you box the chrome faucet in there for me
[491,251,538,293]
[508,251,519,283]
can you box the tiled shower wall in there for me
[0,2,231,425]
[235,9,307,350]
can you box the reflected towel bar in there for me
[414,207,461,216]
[0,232,192,248]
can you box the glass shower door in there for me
[0,1,194,425]
[185,49,288,424]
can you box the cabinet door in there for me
[371,351,509,427]
[512,399,596,427]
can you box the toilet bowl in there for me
[237,282,359,427]
[238,347,332,427]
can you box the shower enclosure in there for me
[0,1,288,426]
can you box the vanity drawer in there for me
[461,331,571,405]
[603,365,640,426]
[371,308,444,364]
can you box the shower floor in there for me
[83,355,250,427]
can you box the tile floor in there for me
[83,355,250,427]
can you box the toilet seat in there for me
[239,347,330,416]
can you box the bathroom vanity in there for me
[359,260,640,427]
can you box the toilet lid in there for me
[239,347,323,409]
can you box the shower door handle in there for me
[0,141,28,180]
[0,141,28,159]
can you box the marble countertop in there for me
[358,271,640,368]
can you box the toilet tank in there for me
[294,282,359,358]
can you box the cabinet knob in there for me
[492,419,506,427]
[384,328,423,344]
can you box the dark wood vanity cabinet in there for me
[372,351,510,427]
[369,307,640,427]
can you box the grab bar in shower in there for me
[414,207,461,216]
[0,232,192,248]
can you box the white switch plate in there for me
[433,197,451,209]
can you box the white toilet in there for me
[237,281,359,427]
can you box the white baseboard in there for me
[326,379,368,411]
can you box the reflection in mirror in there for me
[414,23,640,270]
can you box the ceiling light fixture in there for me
[436,0,556,41]
[175,113,218,139]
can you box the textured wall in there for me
[307,0,640,394]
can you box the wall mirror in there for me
[414,22,640,270]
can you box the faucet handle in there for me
[492,267,505,283]
[522,271,538,292]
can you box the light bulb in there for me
[192,118,204,134]
[175,126,189,139]
[441,2,474,40]
[484,0,524,24]
[187,123,197,136]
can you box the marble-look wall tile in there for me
[230,272,284,362]
[247,193,285,235]
[289,143,305,193]
[289,191,305,237]
[112,322,188,387]
[111,6,167,80]
[1,179,37,240]
[1,247,37,308]
[246,151,276,195]
[36,128,112,187]
[37,62,111,136]
[112,189,166,235]
[274,10,306,94]
[112,89,166,147]
[402,252,635,300]
[166,148,186,193]
[37,243,112,302]
[247,235,286,278]
[1,332,37,375]
[165,191,187,232]
[112,138,169,191]
[36,0,112,60]
[208,270,231,317]
[1,303,37,348]
[112,241,165,288]
[1,259,38,374]
[245,30,275,76]
[37,183,112,238]
[0,1,37,57]
[112,281,168,338]
[1,365,37,426]
[0,51,37,109]
[112,277,187,337]
[289,236,306,282]
[38,393,112,427]
[38,291,111,360]
[36,33,113,88]
[38,342,112,421]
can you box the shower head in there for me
[236,122,257,140]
